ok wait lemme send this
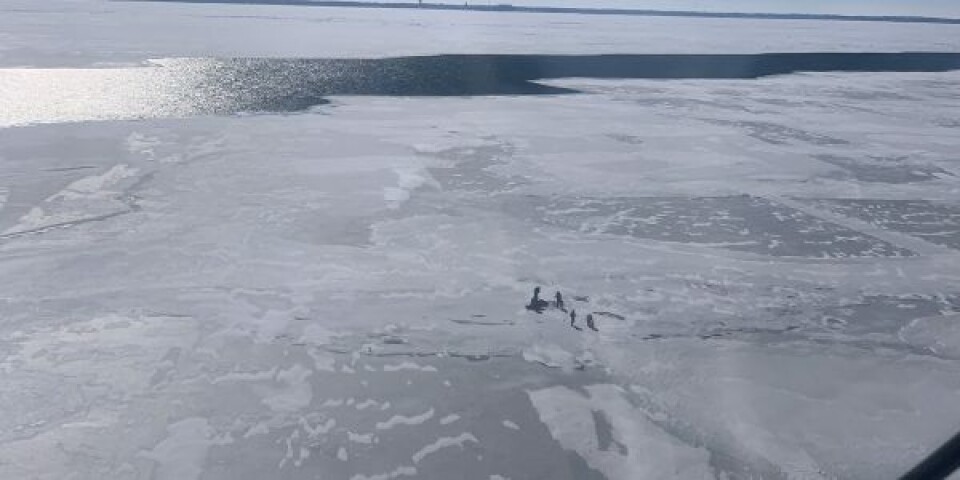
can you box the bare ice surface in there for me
[2,2,960,480]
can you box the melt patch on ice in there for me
[259,364,314,413]
[300,417,336,438]
[308,350,337,372]
[527,384,712,480]
[301,324,343,346]
[4,164,139,234]
[384,165,433,209]
[350,465,417,480]
[383,361,438,372]
[411,433,479,463]
[51,164,138,201]
[140,418,214,480]
[244,422,270,438]
[126,132,162,160]
[900,313,960,357]
[348,431,376,444]
[376,408,435,430]
[522,344,576,370]
[439,414,461,425]
[11,314,197,392]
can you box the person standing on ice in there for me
[586,314,598,332]
[570,309,580,329]
[555,291,566,312]
[526,286,548,313]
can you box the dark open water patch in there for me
[2,52,960,126]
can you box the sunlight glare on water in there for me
[0,58,340,127]
[1,59,202,127]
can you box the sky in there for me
[370,0,960,18]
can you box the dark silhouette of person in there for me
[570,309,581,330]
[586,314,598,332]
[526,286,548,313]
[555,291,566,312]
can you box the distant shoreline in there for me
[127,0,960,25]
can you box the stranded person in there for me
[555,291,566,312]
[586,314,598,332]
[526,286,549,313]
[570,309,582,330]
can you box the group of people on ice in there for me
[525,286,598,332]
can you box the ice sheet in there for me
[2,3,960,480]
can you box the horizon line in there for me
[126,0,960,25]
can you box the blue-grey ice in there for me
[1,1,960,479]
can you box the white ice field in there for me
[1,1,960,479]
